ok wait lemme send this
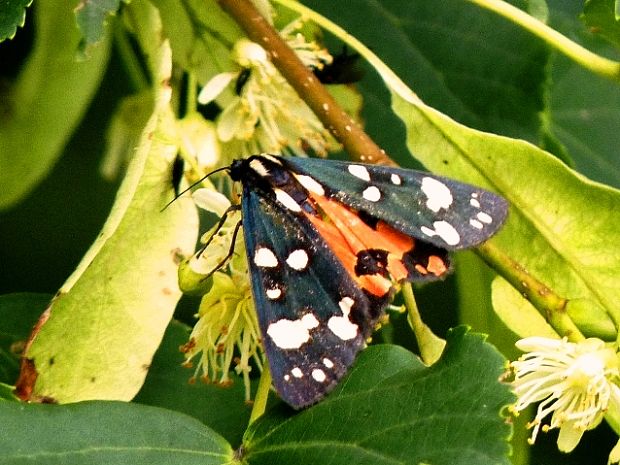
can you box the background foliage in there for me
[1,0,620,464]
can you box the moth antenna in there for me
[161,165,230,212]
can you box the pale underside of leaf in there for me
[25,39,199,402]
[391,92,620,337]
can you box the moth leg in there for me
[196,205,243,281]
[198,204,241,253]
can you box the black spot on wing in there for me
[355,249,389,277]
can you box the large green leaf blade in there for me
[245,329,513,465]
[391,92,620,335]
[0,0,110,209]
[549,55,620,189]
[581,0,620,48]
[303,0,550,147]
[0,401,233,465]
[23,40,199,402]
[548,1,620,188]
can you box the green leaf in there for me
[582,0,620,49]
[391,91,620,339]
[100,90,154,181]
[549,56,620,188]
[75,0,123,49]
[304,0,550,148]
[135,320,253,447]
[493,278,618,340]
[0,0,32,41]
[0,293,51,384]
[149,0,243,83]
[0,0,110,209]
[0,401,233,465]
[454,252,523,361]
[491,279,559,340]
[527,0,549,22]
[245,330,513,465]
[548,3,620,188]
[23,38,199,403]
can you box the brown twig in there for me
[217,0,395,166]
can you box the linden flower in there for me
[198,24,333,158]
[181,187,262,402]
[510,337,620,452]
[181,271,262,402]
[177,113,220,171]
[189,188,243,277]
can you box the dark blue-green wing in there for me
[282,157,508,250]
[240,186,384,408]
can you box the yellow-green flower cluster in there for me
[197,23,333,160]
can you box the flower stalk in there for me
[478,242,585,342]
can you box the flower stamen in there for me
[509,337,620,452]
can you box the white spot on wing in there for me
[284,374,290,381]
[323,358,334,368]
[328,297,359,341]
[294,174,325,196]
[421,177,453,212]
[348,164,370,181]
[339,296,354,313]
[420,221,461,246]
[266,313,319,349]
[254,247,278,267]
[291,367,303,378]
[301,313,320,327]
[390,173,402,185]
[274,188,302,212]
[266,287,282,299]
[249,158,269,177]
[477,211,493,224]
[470,198,481,208]
[286,249,309,270]
[312,368,327,383]
[469,219,483,229]
[362,186,381,202]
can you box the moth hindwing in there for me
[225,154,508,408]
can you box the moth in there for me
[209,154,508,408]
